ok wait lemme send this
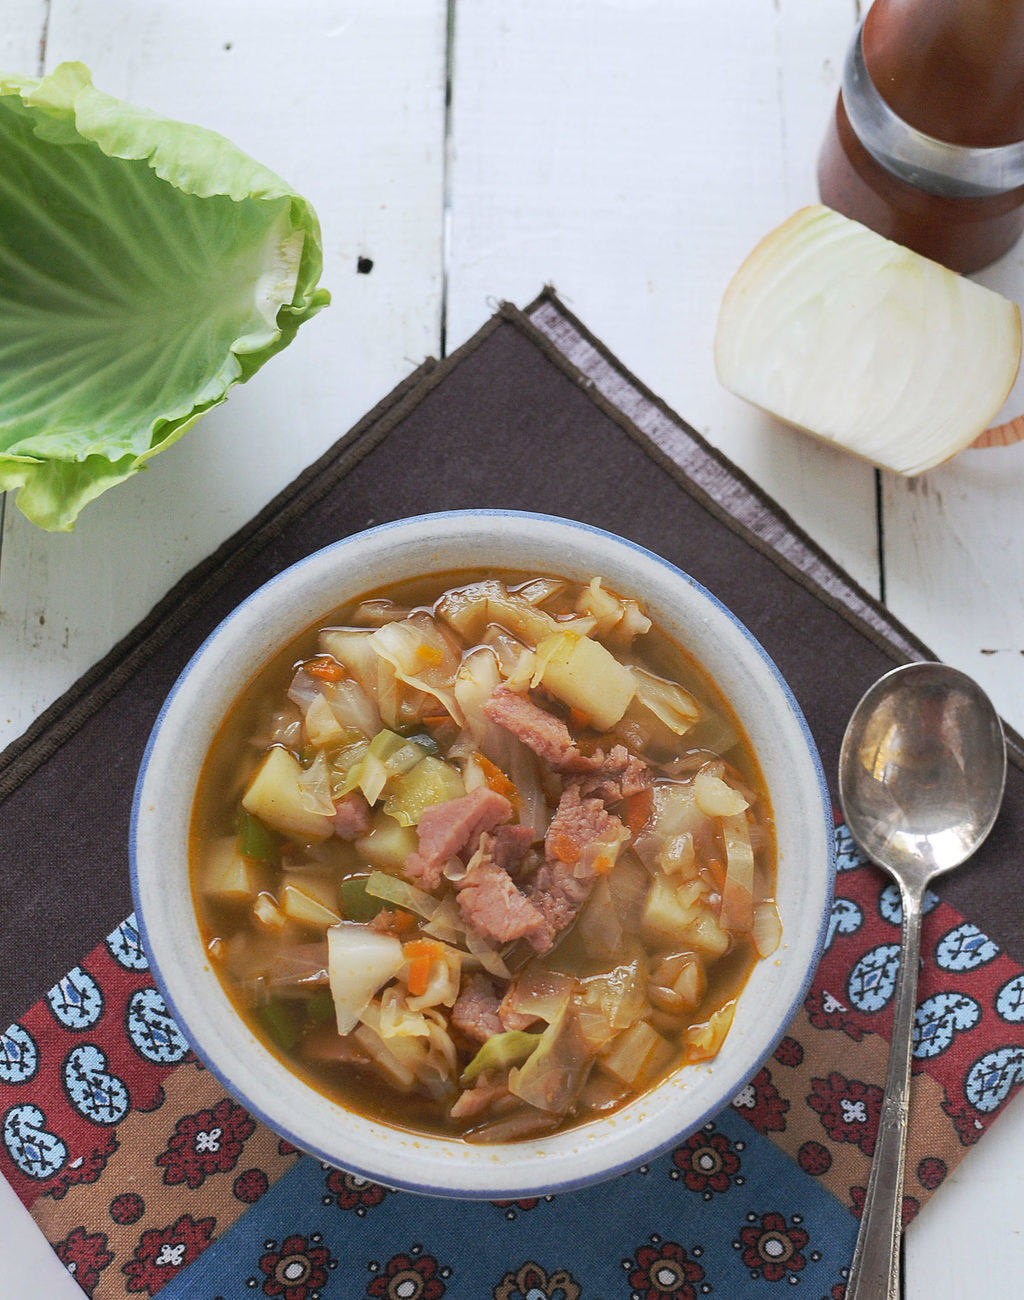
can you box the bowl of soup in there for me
[132,510,834,1197]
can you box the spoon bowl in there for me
[840,661,1006,884]
[838,661,1006,1300]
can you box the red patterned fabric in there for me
[4,825,1024,1292]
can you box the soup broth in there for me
[191,570,778,1142]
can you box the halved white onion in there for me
[714,205,1022,475]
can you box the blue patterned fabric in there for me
[162,1109,857,1299]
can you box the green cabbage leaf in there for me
[0,62,330,530]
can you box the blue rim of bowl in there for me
[130,508,837,1199]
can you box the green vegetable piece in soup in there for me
[237,811,279,863]
[461,1031,541,1086]
[259,999,302,1051]
[339,878,384,923]
[190,569,778,1144]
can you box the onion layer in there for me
[715,205,1022,475]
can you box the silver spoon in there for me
[839,662,1006,1300]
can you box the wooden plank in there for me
[0,0,448,751]
[889,182,1024,1300]
[0,0,47,71]
[882,242,1024,739]
[446,0,880,595]
[0,9,82,1300]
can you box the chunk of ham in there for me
[332,791,372,839]
[573,745,649,802]
[483,684,649,800]
[404,787,513,889]
[451,972,504,1044]
[483,683,585,770]
[457,833,552,950]
[486,822,535,871]
[530,786,626,936]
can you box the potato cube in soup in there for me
[242,746,334,840]
[642,874,703,945]
[686,912,731,958]
[601,1020,675,1087]
[202,838,259,902]
[536,631,635,729]
[355,812,418,871]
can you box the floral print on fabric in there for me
[54,1226,113,1297]
[155,1096,255,1189]
[45,1129,119,1201]
[625,1238,707,1299]
[942,1096,985,1145]
[257,1232,335,1299]
[807,1073,882,1156]
[735,1211,809,1282]
[323,1167,389,1214]
[671,1125,743,1198]
[122,1213,215,1295]
[804,988,866,1042]
[731,1066,789,1133]
[365,1249,449,1299]
[493,1260,581,1300]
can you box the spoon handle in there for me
[846,879,924,1300]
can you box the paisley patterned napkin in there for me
[2,291,1023,1300]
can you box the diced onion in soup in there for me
[631,666,701,736]
[752,901,782,957]
[364,871,439,920]
[720,812,755,932]
[287,669,321,714]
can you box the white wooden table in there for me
[3,2,1022,1296]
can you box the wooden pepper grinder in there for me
[818,0,1024,273]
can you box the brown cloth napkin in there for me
[3,292,1024,1300]
[1,289,1021,1025]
